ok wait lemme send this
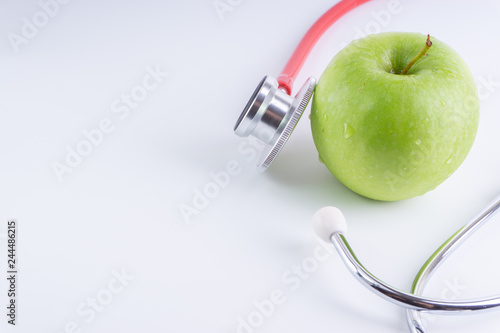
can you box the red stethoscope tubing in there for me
[277,0,372,95]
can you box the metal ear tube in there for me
[311,197,500,331]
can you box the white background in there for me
[1,0,500,332]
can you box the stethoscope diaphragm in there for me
[234,76,316,171]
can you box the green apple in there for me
[311,32,479,201]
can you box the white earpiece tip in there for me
[312,206,347,242]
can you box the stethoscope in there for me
[232,0,500,332]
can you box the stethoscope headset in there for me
[232,1,500,332]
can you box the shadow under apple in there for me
[264,134,401,219]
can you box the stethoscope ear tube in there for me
[405,196,500,332]
[313,197,500,317]
[330,233,500,313]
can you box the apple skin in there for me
[311,32,479,201]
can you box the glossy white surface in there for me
[1,0,500,332]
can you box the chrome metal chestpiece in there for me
[234,76,316,171]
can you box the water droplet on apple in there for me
[446,156,453,165]
[415,139,421,145]
[343,123,355,139]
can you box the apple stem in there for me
[400,34,432,75]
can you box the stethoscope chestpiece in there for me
[234,76,316,171]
